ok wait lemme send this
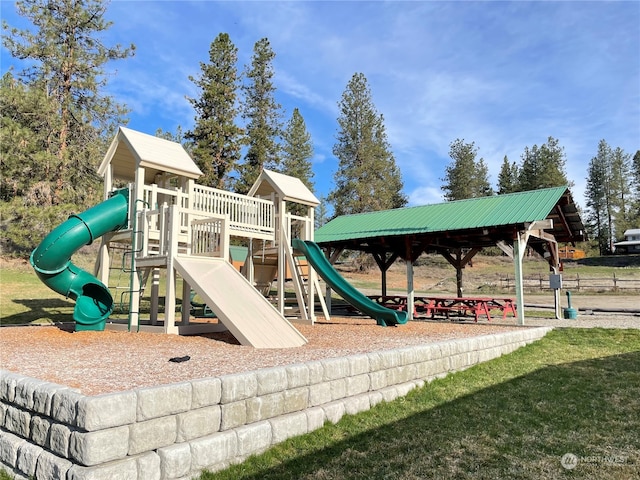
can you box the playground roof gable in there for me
[249,169,320,207]
[98,127,203,183]
[315,186,585,252]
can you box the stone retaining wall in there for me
[1,327,551,480]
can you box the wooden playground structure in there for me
[94,127,325,347]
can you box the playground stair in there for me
[173,256,307,348]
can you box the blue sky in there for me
[2,0,639,212]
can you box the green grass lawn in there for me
[199,328,640,480]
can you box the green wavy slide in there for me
[30,189,129,331]
[292,239,408,327]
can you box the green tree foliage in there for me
[186,33,243,190]
[314,195,329,229]
[235,38,282,194]
[517,136,570,191]
[281,108,314,190]
[610,147,633,238]
[1,72,60,203]
[441,139,494,201]
[329,73,406,216]
[630,150,640,227]
[497,156,519,194]
[585,141,610,255]
[281,107,315,217]
[584,140,635,254]
[2,0,134,205]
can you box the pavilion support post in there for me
[372,250,399,298]
[406,260,414,320]
[455,249,463,298]
[440,247,481,298]
[513,231,527,325]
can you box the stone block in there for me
[367,352,384,371]
[220,401,246,431]
[66,456,141,480]
[220,372,258,404]
[348,354,370,376]
[0,430,24,467]
[158,443,192,479]
[256,367,287,395]
[245,392,285,423]
[0,371,21,403]
[35,449,72,480]
[306,407,325,432]
[329,378,347,401]
[308,382,331,407]
[129,416,177,456]
[343,394,370,416]
[16,441,43,478]
[69,426,130,466]
[51,389,84,426]
[379,386,400,403]
[176,405,221,442]
[369,370,388,390]
[306,361,324,384]
[378,350,401,369]
[4,405,30,438]
[13,377,46,410]
[236,421,272,456]
[190,430,237,472]
[269,411,307,444]
[321,401,345,424]
[346,374,370,396]
[321,357,349,381]
[136,383,191,421]
[49,423,72,458]
[32,383,69,417]
[137,452,161,480]
[282,387,309,414]
[191,378,221,408]
[368,391,384,407]
[29,414,51,447]
[285,363,309,388]
[398,347,418,366]
[77,391,137,431]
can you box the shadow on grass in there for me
[208,349,640,480]
[1,298,75,325]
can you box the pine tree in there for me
[497,155,519,194]
[186,33,243,189]
[585,142,610,255]
[518,136,570,191]
[441,139,493,200]
[2,0,134,205]
[235,38,282,193]
[630,150,640,228]
[610,146,632,240]
[329,73,406,216]
[281,108,314,191]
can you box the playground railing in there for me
[190,184,274,239]
[136,205,231,260]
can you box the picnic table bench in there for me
[367,295,517,322]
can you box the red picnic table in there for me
[367,295,517,322]
[416,296,517,322]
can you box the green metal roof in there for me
[315,186,571,244]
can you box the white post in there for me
[513,231,527,325]
[406,259,414,321]
[164,205,179,334]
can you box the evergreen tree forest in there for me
[1,1,637,258]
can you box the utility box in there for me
[549,274,563,290]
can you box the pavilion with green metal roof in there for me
[314,186,585,324]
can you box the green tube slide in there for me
[292,239,408,327]
[30,189,129,331]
